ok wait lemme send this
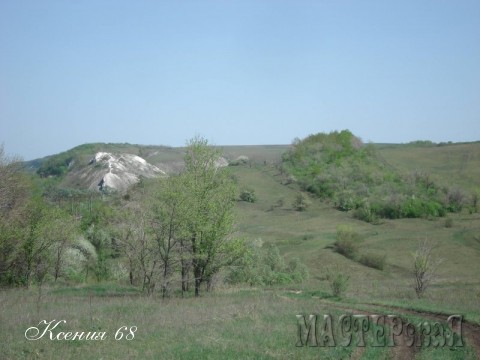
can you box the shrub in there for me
[444,218,453,228]
[334,225,362,260]
[412,238,443,298]
[275,198,285,208]
[287,258,309,283]
[240,188,257,203]
[326,267,350,298]
[227,242,308,286]
[401,198,445,218]
[359,252,386,270]
[229,155,249,166]
[445,188,465,213]
[292,193,311,211]
[335,190,357,211]
[353,202,379,224]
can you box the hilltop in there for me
[27,143,288,191]
[24,137,480,200]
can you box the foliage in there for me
[229,155,249,166]
[333,225,362,260]
[325,266,350,298]
[281,130,459,222]
[37,151,75,178]
[444,218,454,228]
[292,193,311,211]
[227,240,308,286]
[0,144,29,214]
[182,137,247,296]
[111,137,244,297]
[0,195,78,286]
[359,252,386,270]
[239,188,257,203]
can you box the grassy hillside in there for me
[231,163,480,321]
[378,141,480,192]
[3,139,479,359]
[281,132,476,222]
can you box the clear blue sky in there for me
[1,0,479,160]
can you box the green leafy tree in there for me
[182,137,242,296]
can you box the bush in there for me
[353,202,379,223]
[359,252,386,270]
[335,190,357,211]
[287,258,309,283]
[334,225,362,260]
[444,218,453,228]
[412,238,443,298]
[227,242,308,286]
[229,155,249,166]
[292,193,311,211]
[240,188,257,203]
[401,198,445,218]
[326,267,350,298]
[445,188,465,213]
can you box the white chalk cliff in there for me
[84,152,166,192]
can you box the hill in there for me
[3,136,480,359]
[27,143,288,191]
[377,141,480,192]
[281,131,477,222]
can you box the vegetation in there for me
[239,188,257,203]
[281,130,465,222]
[1,137,480,359]
[292,193,311,211]
[325,266,350,298]
[412,238,443,298]
[333,225,362,260]
[227,240,308,286]
[359,252,386,271]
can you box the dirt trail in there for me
[321,302,417,360]
[364,302,480,358]
[312,298,479,360]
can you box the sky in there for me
[1,1,479,160]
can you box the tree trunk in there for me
[195,278,201,297]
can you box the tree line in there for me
[0,139,308,296]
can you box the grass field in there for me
[3,141,480,359]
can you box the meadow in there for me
[1,140,479,359]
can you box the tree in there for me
[114,205,157,294]
[182,137,241,296]
[412,238,443,298]
[0,144,28,215]
[150,175,188,297]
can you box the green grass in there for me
[9,140,480,359]
[377,142,480,193]
[230,163,480,325]
[1,287,359,360]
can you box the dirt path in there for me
[363,302,480,359]
[317,302,417,360]
[310,298,479,360]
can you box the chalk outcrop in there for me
[83,152,166,192]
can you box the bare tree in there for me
[412,237,443,298]
[150,176,187,298]
[115,206,158,294]
[0,144,28,215]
